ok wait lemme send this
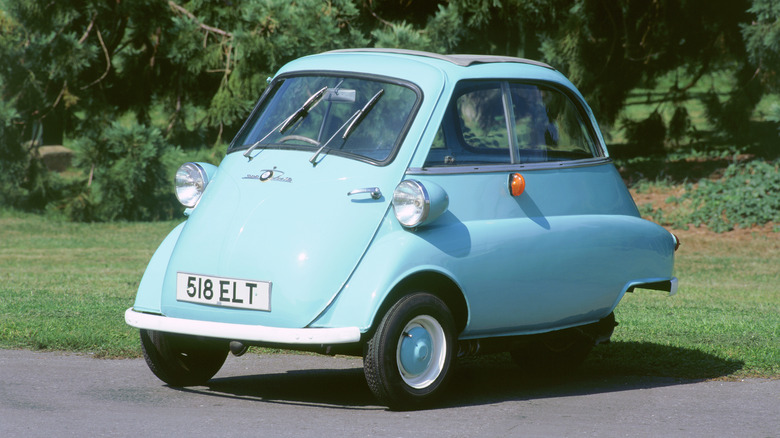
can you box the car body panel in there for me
[310,162,676,336]
[133,222,185,314]
[163,149,408,327]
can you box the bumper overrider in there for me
[124,308,361,345]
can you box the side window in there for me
[424,82,511,167]
[424,81,599,167]
[510,83,597,162]
[457,87,509,152]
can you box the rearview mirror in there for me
[325,89,356,103]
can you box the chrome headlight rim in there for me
[175,162,210,208]
[392,179,430,228]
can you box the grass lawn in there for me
[585,222,779,379]
[0,210,177,357]
[0,203,777,379]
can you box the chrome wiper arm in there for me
[243,119,285,160]
[308,89,385,165]
[243,86,328,161]
[279,86,328,133]
[342,89,384,140]
[308,111,361,164]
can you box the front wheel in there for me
[140,329,229,387]
[364,293,456,410]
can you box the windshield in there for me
[231,75,420,165]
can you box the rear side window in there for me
[510,83,596,162]
[425,81,599,167]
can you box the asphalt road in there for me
[1,349,777,437]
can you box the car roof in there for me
[327,48,555,70]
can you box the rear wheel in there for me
[364,293,456,410]
[140,329,229,387]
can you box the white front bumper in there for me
[125,308,361,345]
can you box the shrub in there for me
[683,159,780,232]
[65,120,180,222]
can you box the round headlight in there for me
[175,162,209,208]
[392,180,430,228]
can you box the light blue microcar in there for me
[126,49,679,409]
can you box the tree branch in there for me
[168,1,235,81]
[676,62,710,93]
[364,0,393,28]
[79,12,97,44]
[80,27,111,90]
[168,1,233,38]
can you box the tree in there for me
[1,0,776,219]
[369,0,774,147]
[366,0,557,58]
[742,0,780,93]
[741,0,780,132]
[0,0,366,219]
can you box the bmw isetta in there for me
[125,49,678,409]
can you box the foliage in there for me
[742,0,780,137]
[369,0,779,150]
[681,159,780,232]
[65,120,180,221]
[1,0,778,221]
[741,0,780,94]
[365,0,762,125]
[0,0,366,220]
[0,85,28,207]
[543,1,755,124]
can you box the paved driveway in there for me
[1,349,777,437]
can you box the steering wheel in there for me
[279,135,321,147]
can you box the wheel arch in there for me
[370,270,469,338]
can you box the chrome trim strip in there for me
[406,158,611,175]
[125,308,361,345]
[625,277,679,296]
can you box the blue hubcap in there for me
[397,315,447,389]
[399,326,433,376]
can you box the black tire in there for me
[364,293,456,410]
[140,329,229,387]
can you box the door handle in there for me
[347,187,382,200]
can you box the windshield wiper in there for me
[279,86,328,133]
[308,89,385,165]
[343,89,384,140]
[243,86,328,160]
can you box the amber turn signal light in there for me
[509,173,525,197]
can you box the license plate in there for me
[176,272,271,311]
